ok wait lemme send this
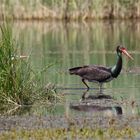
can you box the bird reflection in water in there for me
[70,95,123,116]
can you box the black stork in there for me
[69,45,133,100]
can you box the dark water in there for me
[1,21,140,137]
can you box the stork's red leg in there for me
[82,79,89,99]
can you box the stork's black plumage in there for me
[69,45,133,99]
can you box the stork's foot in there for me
[98,91,103,94]
[80,91,88,101]
[80,94,86,101]
[79,97,87,102]
[79,98,84,102]
[99,83,103,94]
[99,87,104,94]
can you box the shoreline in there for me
[1,1,140,21]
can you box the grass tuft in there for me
[0,23,62,106]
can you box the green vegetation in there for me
[0,126,137,140]
[0,0,140,20]
[0,23,62,106]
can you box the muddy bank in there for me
[0,115,140,139]
[0,114,140,131]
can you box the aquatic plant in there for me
[0,23,61,106]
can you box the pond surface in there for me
[12,20,140,108]
[1,20,140,138]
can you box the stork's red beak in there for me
[121,48,134,60]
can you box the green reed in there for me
[0,23,61,106]
[0,0,140,20]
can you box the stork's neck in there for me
[111,52,122,78]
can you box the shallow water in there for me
[1,20,140,138]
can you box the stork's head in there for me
[116,45,134,60]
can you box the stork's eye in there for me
[119,47,126,51]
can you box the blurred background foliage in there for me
[0,0,140,20]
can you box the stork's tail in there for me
[69,67,82,75]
